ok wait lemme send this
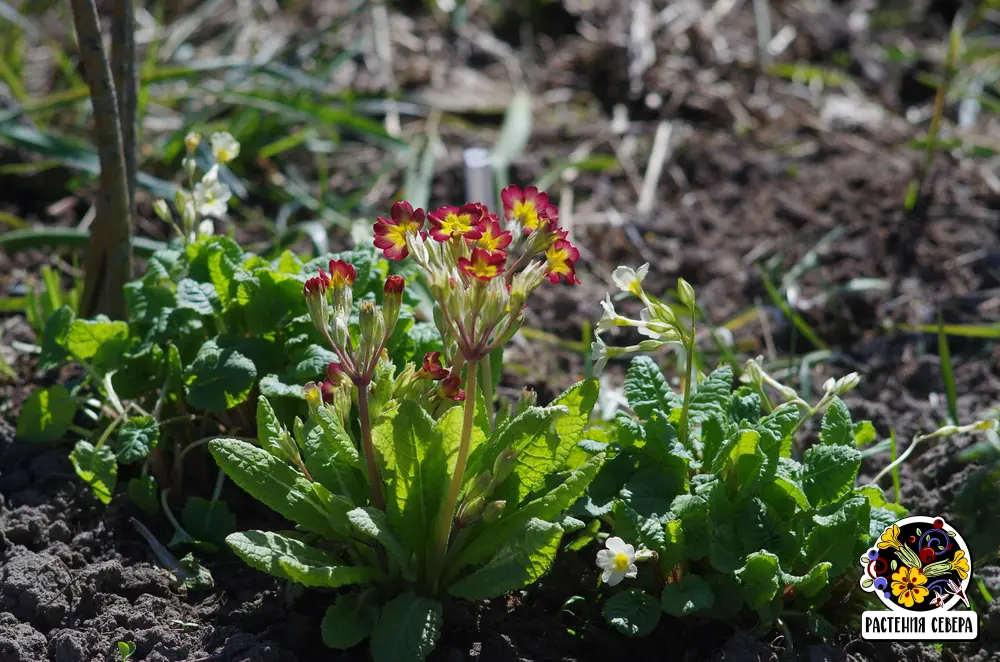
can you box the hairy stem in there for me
[481,357,495,431]
[356,383,385,511]
[429,359,479,587]
[676,319,696,444]
[69,0,133,318]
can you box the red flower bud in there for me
[320,379,336,404]
[384,275,405,295]
[439,372,466,402]
[421,352,449,380]
[328,259,357,288]
[326,362,343,383]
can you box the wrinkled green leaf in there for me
[69,440,117,504]
[802,444,862,507]
[687,365,733,425]
[210,438,348,538]
[322,591,379,650]
[624,356,672,418]
[661,575,714,617]
[16,384,76,443]
[603,589,661,637]
[348,507,415,581]
[226,530,380,588]
[127,475,159,515]
[735,550,780,611]
[115,415,159,464]
[819,398,852,446]
[184,340,257,411]
[448,518,563,601]
[369,593,442,662]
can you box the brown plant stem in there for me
[70,0,133,318]
[111,0,137,221]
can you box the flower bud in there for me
[183,155,197,180]
[303,270,331,337]
[481,500,505,523]
[456,495,486,527]
[383,276,404,334]
[360,300,384,345]
[634,548,658,563]
[480,277,509,329]
[320,379,336,403]
[180,199,197,237]
[330,315,350,350]
[439,372,466,402]
[742,358,763,387]
[637,339,665,352]
[326,361,345,384]
[153,199,171,223]
[421,352,449,380]
[185,132,201,153]
[677,277,696,309]
[467,471,494,501]
[492,448,519,486]
[303,382,323,417]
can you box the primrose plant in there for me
[210,186,603,661]
[19,131,433,557]
[586,267,906,638]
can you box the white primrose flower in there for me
[636,308,679,340]
[612,263,649,295]
[598,295,626,332]
[211,131,241,164]
[194,165,232,218]
[596,536,637,586]
[198,219,215,237]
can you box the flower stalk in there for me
[356,382,385,511]
[429,359,479,586]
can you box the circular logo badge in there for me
[860,515,972,612]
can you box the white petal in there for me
[201,164,220,186]
[198,219,214,236]
[626,564,638,579]
[623,543,635,560]
[601,567,615,584]
[611,266,636,292]
[636,263,649,280]
[605,569,624,586]
[596,550,615,569]
[605,537,626,555]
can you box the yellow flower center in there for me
[440,212,474,237]
[613,553,630,572]
[386,223,409,246]
[514,201,539,229]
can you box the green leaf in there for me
[37,305,74,371]
[669,493,711,561]
[819,397,852,446]
[700,414,727,469]
[802,496,869,575]
[801,444,862,508]
[755,405,799,471]
[259,374,305,399]
[127,476,159,516]
[687,365,733,425]
[66,317,129,368]
[184,340,257,411]
[15,384,76,443]
[734,551,781,611]
[183,497,237,548]
[624,356,672,418]
[453,453,604,572]
[729,386,761,424]
[115,415,159,464]
[304,413,365,502]
[661,575,714,617]
[322,591,379,650]
[347,507,416,581]
[369,593,442,662]
[210,438,349,538]
[69,440,117,504]
[448,518,563,601]
[256,395,287,460]
[603,589,661,637]
[176,278,218,316]
[226,530,380,588]
[207,247,238,307]
[371,401,450,567]
[781,562,832,599]
[853,421,877,447]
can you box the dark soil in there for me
[3,0,1000,660]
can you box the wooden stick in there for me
[111,0,138,221]
[69,0,133,318]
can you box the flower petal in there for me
[596,550,614,569]
[605,537,626,555]
[626,564,638,579]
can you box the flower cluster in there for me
[303,259,404,387]
[371,186,579,364]
[152,131,241,243]
[591,263,691,374]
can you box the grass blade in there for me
[0,228,165,257]
[756,265,828,351]
[937,314,959,425]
